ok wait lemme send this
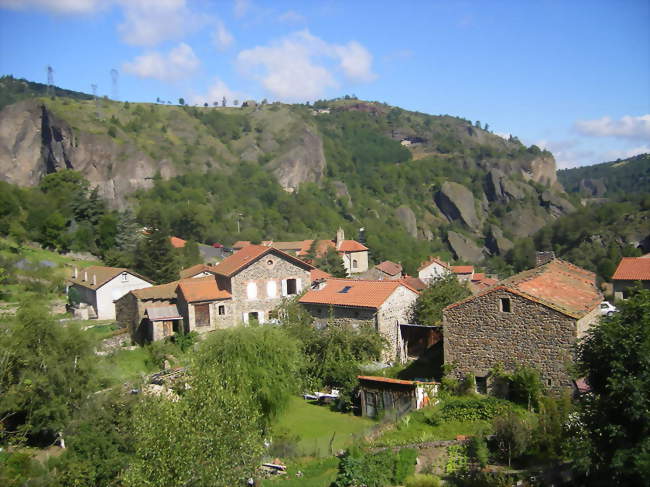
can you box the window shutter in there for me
[243,312,249,324]
[296,278,302,292]
[267,280,277,298]
[247,282,257,300]
[258,311,265,323]
[281,280,287,296]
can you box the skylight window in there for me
[339,286,353,294]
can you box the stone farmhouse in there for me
[233,227,369,275]
[116,245,314,342]
[68,266,153,320]
[418,256,451,284]
[612,255,650,300]
[299,278,420,362]
[443,259,602,394]
[417,257,496,293]
[361,260,403,280]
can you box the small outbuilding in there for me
[358,376,438,418]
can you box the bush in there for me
[450,470,512,487]
[458,373,476,396]
[394,448,418,484]
[422,407,442,427]
[468,435,489,468]
[334,447,417,487]
[405,473,442,487]
[509,366,543,411]
[440,397,512,422]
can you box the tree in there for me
[222,96,226,107]
[178,97,185,106]
[574,287,650,484]
[0,303,97,443]
[493,410,532,467]
[412,274,471,325]
[203,102,208,107]
[314,246,347,278]
[233,99,239,106]
[123,363,263,487]
[134,212,179,284]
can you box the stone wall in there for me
[614,279,650,300]
[341,250,369,274]
[377,286,419,362]
[304,303,376,330]
[231,253,311,325]
[443,290,578,393]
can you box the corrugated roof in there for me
[212,245,313,277]
[299,278,418,309]
[418,256,451,272]
[446,259,602,319]
[612,257,650,281]
[358,375,438,386]
[132,281,179,300]
[69,266,153,290]
[145,304,183,321]
[177,276,231,302]
[375,261,403,276]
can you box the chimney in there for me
[335,227,345,250]
[73,267,78,279]
[83,270,88,281]
[92,274,96,286]
[535,251,555,267]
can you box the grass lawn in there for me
[82,321,122,342]
[96,347,155,386]
[273,396,374,457]
[261,457,339,487]
[373,417,492,448]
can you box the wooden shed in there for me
[357,376,438,418]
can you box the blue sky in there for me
[1,0,648,168]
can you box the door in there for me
[195,303,210,327]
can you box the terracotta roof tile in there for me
[170,236,187,248]
[375,261,403,276]
[179,263,219,279]
[612,257,650,280]
[451,265,474,274]
[358,375,438,386]
[311,268,332,281]
[212,245,313,277]
[418,256,451,272]
[446,259,602,318]
[69,266,153,290]
[232,241,251,249]
[337,240,368,252]
[132,281,179,300]
[177,277,231,302]
[299,278,418,309]
[400,275,427,291]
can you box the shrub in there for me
[509,366,543,411]
[394,448,418,484]
[334,447,417,487]
[422,407,442,427]
[450,470,512,487]
[458,373,476,395]
[440,397,512,422]
[468,435,489,468]
[405,473,442,487]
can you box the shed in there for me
[145,304,183,341]
[399,324,442,359]
[357,376,438,418]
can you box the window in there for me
[121,272,128,282]
[547,378,553,387]
[267,259,274,266]
[249,312,259,323]
[195,304,210,327]
[352,259,358,269]
[500,298,511,313]
[247,282,257,300]
[286,279,297,295]
[339,285,353,294]
[476,376,488,394]
[267,280,277,298]
[218,305,225,315]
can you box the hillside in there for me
[0,78,576,269]
[558,153,650,198]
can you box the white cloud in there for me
[212,20,234,51]
[574,114,650,140]
[278,10,305,23]
[603,145,650,161]
[0,0,104,14]
[122,43,199,81]
[117,0,209,47]
[236,30,376,101]
[188,78,247,106]
[233,0,250,18]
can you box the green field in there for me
[262,457,339,487]
[273,396,374,457]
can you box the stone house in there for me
[418,257,451,284]
[358,376,438,418]
[179,263,220,279]
[443,259,602,394]
[361,261,403,280]
[143,305,184,342]
[612,256,650,300]
[176,277,232,335]
[451,265,474,283]
[67,266,153,320]
[299,278,420,362]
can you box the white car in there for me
[599,301,617,316]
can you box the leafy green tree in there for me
[492,410,532,467]
[123,364,263,487]
[574,287,650,485]
[178,97,184,105]
[412,274,471,325]
[194,326,303,428]
[0,303,97,443]
[314,246,348,278]
[509,365,544,411]
[134,212,179,284]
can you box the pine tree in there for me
[315,247,348,278]
[135,214,179,284]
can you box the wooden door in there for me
[195,304,210,327]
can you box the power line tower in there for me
[46,65,54,96]
[110,68,119,101]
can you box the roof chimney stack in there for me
[92,274,96,286]
[335,227,345,250]
[536,251,555,267]
[73,267,78,279]
[83,270,87,281]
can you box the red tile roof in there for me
[170,236,187,248]
[401,275,427,291]
[232,240,251,249]
[212,245,313,277]
[446,259,602,319]
[612,257,650,281]
[451,265,474,275]
[337,240,368,252]
[311,268,332,281]
[358,376,438,386]
[179,264,219,279]
[177,277,231,302]
[418,256,451,272]
[375,261,403,276]
[299,278,418,309]
[132,281,180,300]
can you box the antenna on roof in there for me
[46,65,54,96]
[110,68,119,101]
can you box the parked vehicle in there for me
[599,301,617,316]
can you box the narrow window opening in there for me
[476,376,488,394]
[218,305,225,315]
[286,279,297,295]
[500,297,511,313]
[547,378,553,387]
[352,259,358,269]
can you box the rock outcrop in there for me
[447,231,485,262]
[268,127,326,190]
[540,190,575,217]
[521,154,557,186]
[502,207,549,239]
[486,225,514,255]
[395,205,418,238]
[435,182,481,230]
[485,169,531,202]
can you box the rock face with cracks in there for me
[435,181,481,230]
